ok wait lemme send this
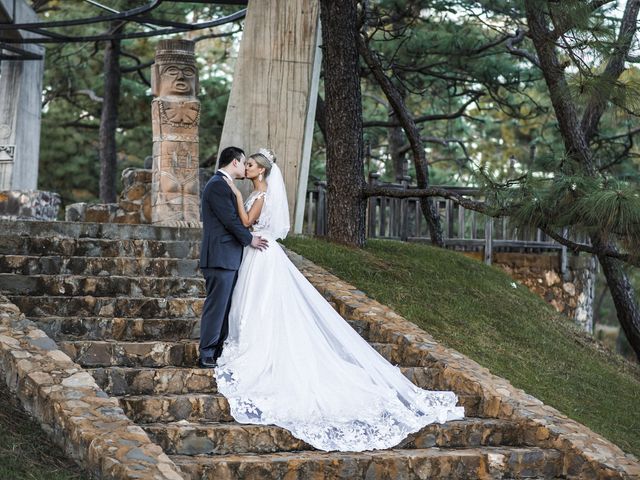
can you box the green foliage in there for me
[569,184,640,243]
[283,236,640,457]
[490,172,640,252]
[36,3,240,207]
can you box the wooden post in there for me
[443,199,451,240]
[399,175,410,241]
[560,226,569,278]
[484,217,493,265]
[306,190,314,235]
[380,197,387,237]
[316,181,327,236]
[391,198,397,238]
[368,172,380,238]
[471,210,477,239]
[458,204,465,239]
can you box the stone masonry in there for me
[0,219,638,479]
[0,296,183,479]
[464,251,597,331]
[66,168,152,225]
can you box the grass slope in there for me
[0,381,84,480]
[283,237,640,458]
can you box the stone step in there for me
[58,340,199,368]
[33,315,367,343]
[88,365,436,397]
[120,394,480,432]
[0,235,199,259]
[35,317,200,342]
[0,254,200,277]
[0,219,202,242]
[33,316,369,343]
[9,295,203,319]
[116,391,478,424]
[171,446,564,479]
[106,372,481,422]
[144,417,523,456]
[0,273,204,298]
[145,422,312,456]
[91,365,437,397]
[90,366,217,396]
[118,393,233,423]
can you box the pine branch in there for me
[362,185,495,214]
[75,89,104,103]
[505,29,541,68]
[581,0,640,143]
[549,0,615,39]
[539,225,638,266]
[363,94,481,128]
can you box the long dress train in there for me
[214,167,464,452]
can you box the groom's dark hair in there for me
[218,146,245,169]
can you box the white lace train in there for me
[214,232,465,452]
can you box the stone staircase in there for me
[0,221,571,479]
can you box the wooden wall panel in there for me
[218,0,321,230]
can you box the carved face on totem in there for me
[157,64,197,97]
[152,39,199,98]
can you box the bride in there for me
[217,148,464,452]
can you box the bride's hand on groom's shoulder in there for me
[223,177,241,196]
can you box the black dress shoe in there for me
[213,344,224,361]
[198,356,217,368]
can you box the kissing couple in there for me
[198,146,464,452]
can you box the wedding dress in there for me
[214,164,464,452]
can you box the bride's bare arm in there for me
[224,177,265,227]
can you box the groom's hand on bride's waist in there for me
[250,236,269,251]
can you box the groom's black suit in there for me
[199,171,253,360]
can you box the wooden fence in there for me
[303,173,570,269]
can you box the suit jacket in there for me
[200,171,253,270]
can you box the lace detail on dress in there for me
[244,190,267,211]
[244,190,271,233]
[216,351,463,451]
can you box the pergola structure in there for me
[0,0,320,231]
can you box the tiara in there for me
[257,148,275,165]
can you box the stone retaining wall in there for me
[286,249,640,479]
[65,168,213,226]
[0,295,184,480]
[66,169,153,225]
[0,190,61,220]
[464,251,597,331]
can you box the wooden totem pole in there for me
[150,39,201,227]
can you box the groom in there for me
[198,146,268,368]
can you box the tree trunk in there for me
[524,0,640,360]
[99,25,122,203]
[389,113,407,179]
[319,0,366,247]
[597,253,640,359]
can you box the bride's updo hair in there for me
[250,148,276,177]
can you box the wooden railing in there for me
[302,173,571,269]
